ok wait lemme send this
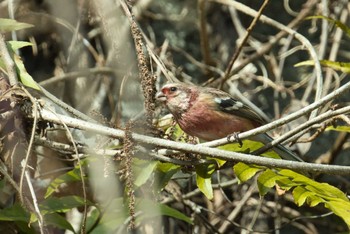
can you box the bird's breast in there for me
[176,104,256,141]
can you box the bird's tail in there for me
[251,133,304,162]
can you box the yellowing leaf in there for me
[325,200,350,226]
[292,186,316,206]
[257,169,285,196]
[326,126,350,133]
[233,162,262,183]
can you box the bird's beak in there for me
[155,91,166,102]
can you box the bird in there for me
[156,82,303,162]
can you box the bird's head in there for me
[156,83,195,115]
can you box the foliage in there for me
[1,2,350,234]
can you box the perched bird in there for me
[156,82,303,161]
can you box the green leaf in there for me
[326,125,350,133]
[155,162,180,189]
[233,162,262,183]
[0,18,33,32]
[134,160,157,187]
[88,198,126,234]
[257,169,285,196]
[40,196,89,215]
[308,15,350,38]
[7,41,33,51]
[0,203,29,222]
[295,60,350,73]
[13,54,40,90]
[292,186,316,206]
[218,140,262,154]
[275,177,298,191]
[138,199,193,224]
[45,165,84,198]
[195,164,216,200]
[86,208,101,232]
[218,140,280,159]
[325,200,350,226]
[45,213,76,233]
[280,170,349,201]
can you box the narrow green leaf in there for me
[295,60,350,73]
[40,196,90,215]
[0,18,33,32]
[326,126,350,133]
[45,213,76,233]
[13,54,40,90]
[308,15,350,38]
[195,164,216,200]
[0,203,29,222]
[233,162,262,183]
[86,208,101,232]
[138,199,193,224]
[7,41,33,51]
[45,166,83,198]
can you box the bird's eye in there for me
[170,87,177,92]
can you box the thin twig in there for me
[44,105,88,234]
[213,0,322,119]
[24,166,45,234]
[0,34,18,85]
[222,0,270,86]
[19,87,38,205]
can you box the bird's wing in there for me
[206,87,267,125]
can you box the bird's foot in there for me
[227,132,243,147]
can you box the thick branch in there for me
[36,107,350,175]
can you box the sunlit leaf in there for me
[280,170,349,201]
[134,160,157,187]
[195,164,216,200]
[308,15,350,38]
[326,126,350,133]
[233,162,262,183]
[0,18,33,32]
[257,169,285,196]
[325,200,350,226]
[13,54,40,90]
[292,186,316,206]
[156,162,180,189]
[295,60,350,73]
[7,41,33,51]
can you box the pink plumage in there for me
[156,82,303,161]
